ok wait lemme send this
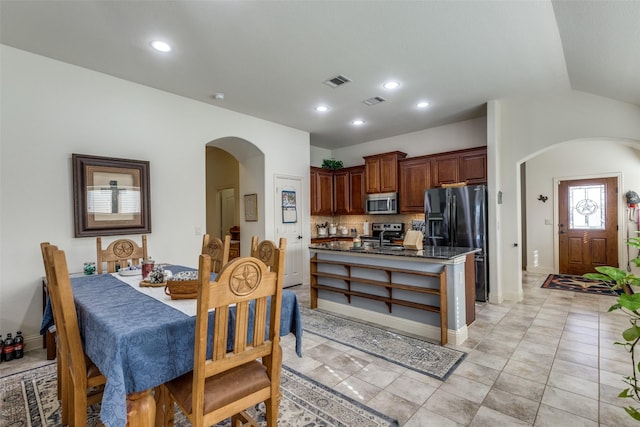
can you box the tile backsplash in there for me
[311,214,423,237]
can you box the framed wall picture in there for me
[244,193,258,221]
[72,154,151,237]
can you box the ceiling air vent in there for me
[362,96,386,106]
[323,75,352,88]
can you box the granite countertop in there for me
[311,234,354,240]
[308,241,480,260]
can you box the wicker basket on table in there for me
[164,271,199,300]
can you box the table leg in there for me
[126,389,155,427]
[153,385,175,427]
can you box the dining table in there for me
[40,265,303,427]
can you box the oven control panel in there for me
[371,223,404,233]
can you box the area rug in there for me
[0,362,398,427]
[301,307,466,381]
[541,274,619,295]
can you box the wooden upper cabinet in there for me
[348,166,365,214]
[334,166,365,215]
[364,158,380,194]
[312,147,486,215]
[432,153,460,187]
[364,151,407,193]
[333,169,349,215]
[432,146,487,187]
[399,156,431,213]
[459,148,487,184]
[310,167,333,215]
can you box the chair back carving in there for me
[96,235,148,274]
[250,236,287,274]
[201,234,230,273]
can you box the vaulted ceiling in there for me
[2,1,639,149]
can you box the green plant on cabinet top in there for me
[321,159,343,170]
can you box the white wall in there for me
[0,46,310,347]
[492,90,640,303]
[525,140,640,275]
[310,145,332,168]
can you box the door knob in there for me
[297,235,303,239]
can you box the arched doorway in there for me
[521,139,640,279]
[205,146,239,240]
[205,137,265,257]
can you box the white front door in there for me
[275,175,304,287]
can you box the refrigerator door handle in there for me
[450,194,457,245]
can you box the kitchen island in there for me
[309,241,479,345]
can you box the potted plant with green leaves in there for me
[584,233,640,420]
[321,159,343,170]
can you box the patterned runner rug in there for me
[0,362,397,427]
[541,274,619,295]
[301,307,466,381]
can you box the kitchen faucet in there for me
[379,230,385,247]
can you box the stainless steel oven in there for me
[365,192,398,214]
[360,223,404,245]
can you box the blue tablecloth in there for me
[41,267,303,427]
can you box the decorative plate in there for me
[118,266,142,276]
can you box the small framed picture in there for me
[244,193,258,221]
[282,190,297,223]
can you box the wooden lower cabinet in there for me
[465,253,476,325]
[229,241,240,259]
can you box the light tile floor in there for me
[281,272,639,426]
[3,272,637,426]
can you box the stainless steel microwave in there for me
[365,192,398,214]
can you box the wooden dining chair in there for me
[39,242,63,402]
[250,236,287,274]
[201,234,231,273]
[158,250,286,427]
[96,235,148,274]
[46,245,107,427]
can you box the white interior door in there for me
[275,176,303,287]
[220,188,235,239]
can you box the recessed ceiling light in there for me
[417,101,430,108]
[315,105,330,113]
[382,81,400,90]
[351,119,365,126]
[150,40,172,52]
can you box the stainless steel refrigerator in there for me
[424,185,489,301]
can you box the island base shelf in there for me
[310,253,448,345]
